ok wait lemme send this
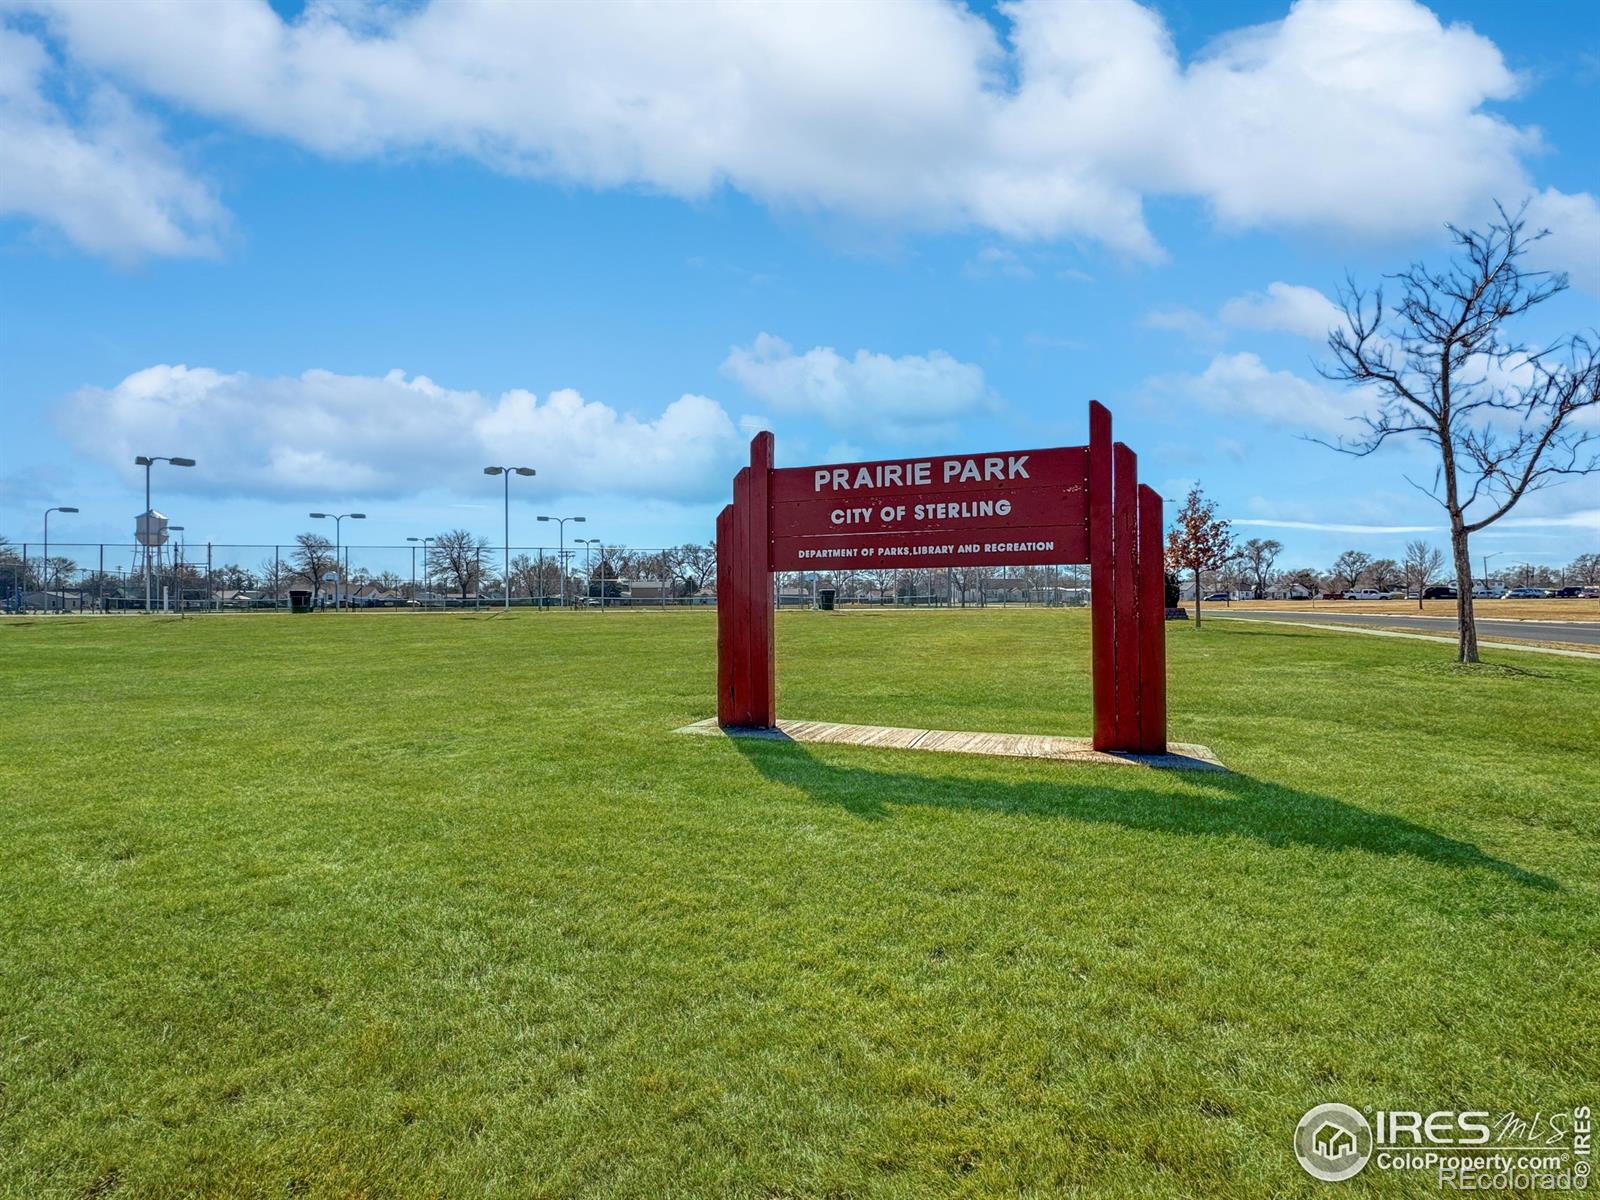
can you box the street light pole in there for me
[133,455,195,613]
[536,514,586,608]
[485,467,536,611]
[409,536,436,608]
[1482,551,1504,591]
[310,512,366,610]
[42,506,78,610]
[577,538,600,606]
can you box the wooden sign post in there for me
[715,401,1166,754]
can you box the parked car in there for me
[1505,587,1548,599]
[1346,589,1388,600]
[1423,585,1457,600]
[1472,586,1507,599]
[1203,592,1231,602]
[1555,586,1588,598]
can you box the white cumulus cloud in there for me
[1150,351,1371,437]
[721,333,989,435]
[61,365,745,502]
[1219,282,1344,342]
[7,0,1597,274]
[1524,188,1600,294]
[0,27,223,260]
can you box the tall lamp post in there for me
[309,512,365,610]
[134,455,195,612]
[408,535,435,608]
[485,466,536,611]
[536,515,586,608]
[1482,551,1504,593]
[406,536,431,604]
[42,505,78,609]
[576,537,600,606]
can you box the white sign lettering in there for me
[812,455,1029,494]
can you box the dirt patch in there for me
[1415,660,1552,680]
[1221,599,1599,622]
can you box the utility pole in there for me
[536,515,586,608]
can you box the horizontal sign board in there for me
[771,485,1088,541]
[770,525,1089,572]
[769,445,1090,570]
[769,447,1088,504]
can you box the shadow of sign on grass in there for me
[731,739,1556,892]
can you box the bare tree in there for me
[1569,553,1599,586]
[1329,550,1372,594]
[513,552,565,604]
[44,555,77,592]
[1321,204,1599,660]
[217,563,256,591]
[428,529,492,599]
[950,566,984,607]
[676,543,717,595]
[1402,540,1446,609]
[1367,558,1402,591]
[291,533,336,597]
[863,566,898,605]
[1165,487,1234,627]
[258,555,291,601]
[1282,567,1321,598]
[1240,537,1283,599]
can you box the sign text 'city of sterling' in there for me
[768,448,1089,571]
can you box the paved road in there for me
[1206,608,1600,647]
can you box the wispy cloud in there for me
[965,246,1033,280]
[1142,306,1220,345]
[1229,518,1439,534]
[1500,509,1600,530]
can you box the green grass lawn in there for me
[1,608,1595,1198]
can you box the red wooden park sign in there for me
[716,401,1166,754]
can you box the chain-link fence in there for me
[0,540,1090,614]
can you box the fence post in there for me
[207,542,214,612]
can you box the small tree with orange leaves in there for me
[1165,486,1235,627]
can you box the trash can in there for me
[817,587,836,611]
[289,589,313,613]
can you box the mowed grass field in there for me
[1,608,1596,1199]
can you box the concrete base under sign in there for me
[676,717,1225,771]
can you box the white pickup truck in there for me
[1347,588,1404,600]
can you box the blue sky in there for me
[1,0,1596,579]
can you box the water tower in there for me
[135,509,169,607]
